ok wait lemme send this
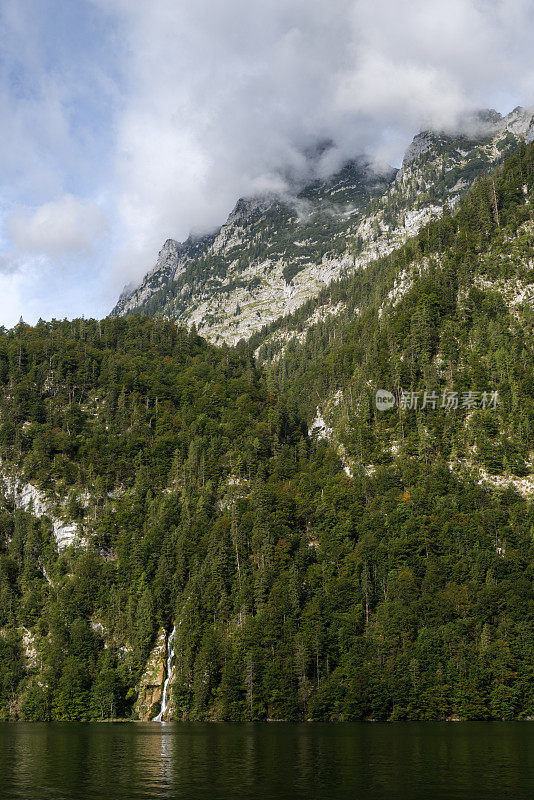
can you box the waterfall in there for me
[153,625,176,722]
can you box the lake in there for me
[0,722,533,799]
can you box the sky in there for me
[0,0,533,327]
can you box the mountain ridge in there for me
[1,138,533,723]
[1,142,533,722]
[112,106,534,344]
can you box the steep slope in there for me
[0,317,321,720]
[256,142,534,499]
[113,158,395,342]
[113,107,534,344]
[1,144,533,724]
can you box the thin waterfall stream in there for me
[153,625,176,722]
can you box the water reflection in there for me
[0,722,533,800]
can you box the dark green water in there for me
[0,722,533,800]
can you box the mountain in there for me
[112,106,534,344]
[112,157,395,342]
[1,141,533,723]
[255,142,534,497]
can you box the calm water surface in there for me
[0,722,533,800]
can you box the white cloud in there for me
[97,0,534,289]
[6,195,108,258]
[0,0,119,205]
[1,0,534,322]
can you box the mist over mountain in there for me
[3,0,534,738]
[112,106,534,345]
[1,122,533,723]
[2,1,534,328]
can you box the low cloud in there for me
[99,0,534,287]
[6,195,108,259]
[1,0,534,322]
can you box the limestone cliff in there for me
[112,107,534,346]
[133,628,167,721]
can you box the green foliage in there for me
[0,145,533,722]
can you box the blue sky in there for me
[0,0,533,327]
[0,0,121,324]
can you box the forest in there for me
[0,144,533,722]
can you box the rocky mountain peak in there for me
[474,108,503,125]
[112,107,533,343]
[226,195,278,225]
[501,105,534,135]
[402,130,441,166]
[155,238,182,270]
[402,106,534,169]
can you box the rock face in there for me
[116,239,185,315]
[134,628,167,721]
[112,107,534,345]
[1,474,81,549]
[112,157,392,343]
[402,130,439,164]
